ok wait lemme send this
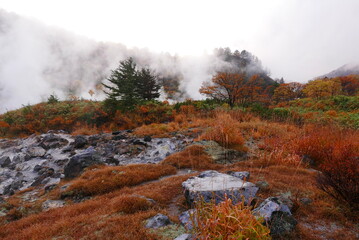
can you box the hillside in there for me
[317,63,359,79]
[0,100,358,240]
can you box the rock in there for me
[0,156,11,167]
[227,171,250,180]
[40,134,69,149]
[174,234,194,240]
[144,136,152,142]
[146,213,172,229]
[73,136,88,149]
[64,147,102,179]
[182,170,258,207]
[256,180,269,190]
[62,145,74,153]
[42,200,65,210]
[27,147,46,158]
[132,139,148,146]
[112,134,127,140]
[301,155,315,166]
[44,184,57,192]
[252,197,292,221]
[3,180,23,195]
[0,196,5,204]
[300,197,313,205]
[179,209,196,230]
[195,141,247,164]
[269,211,297,236]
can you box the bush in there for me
[47,94,59,104]
[199,113,245,151]
[193,196,271,240]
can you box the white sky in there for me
[1,0,359,82]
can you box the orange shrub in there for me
[294,126,358,166]
[193,196,271,240]
[66,164,177,196]
[161,145,217,170]
[199,113,244,150]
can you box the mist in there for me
[0,10,224,112]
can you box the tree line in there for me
[103,50,359,111]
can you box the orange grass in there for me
[66,164,177,196]
[193,196,271,240]
[0,174,191,240]
[199,113,245,150]
[161,145,219,170]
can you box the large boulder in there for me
[64,147,102,179]
[182,170,258,206]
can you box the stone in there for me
[301,155,315,167]
[252,197,292,221]
[64,147,102,178]
[195,141,247,164]
[132,139,148,146]
[27,146,46,158]
[42,200,65,210]
[269,211,297,236]
[0,156,11,168]
[73,135,88,149]
[179,209,196,230]
[112,134,127,141]
[3,180,23,195]
[255,180,269,190]
[300,197,313,205]
[174,234,194,240]
[145,213,172,229]
[182,170,258,207]
[227,171,250,180]
[144,136,152,142]
[40,134,69,149]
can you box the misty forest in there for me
[0,5,358,240]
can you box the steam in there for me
[0,9,266,113]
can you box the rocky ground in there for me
[0,130,192,196]
[0,130,357,239]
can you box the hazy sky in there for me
[0,0,358,87]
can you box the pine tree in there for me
[136,67,161,101]
[102,58,140,110]
[102,58,161,111]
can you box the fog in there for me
[1,0,359,112]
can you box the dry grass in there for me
[66,164,177,196]
[199,113,245,150]
[193,196,271,240]
[133,122,180,137]
[161,145,220,170]
[0,174,192,240]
